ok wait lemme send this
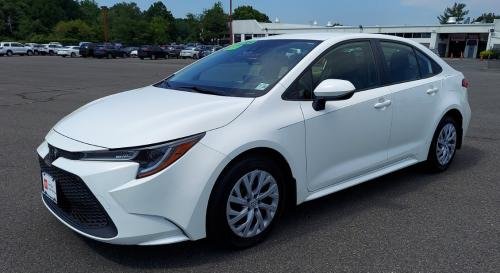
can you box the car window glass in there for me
[415,49,442,78]
[380,42,420,83]
[284,41,379,100]
[311,41,378,90]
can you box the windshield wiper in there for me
[176,85,223,96]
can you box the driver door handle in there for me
[426,87,439,95]
[374,99,391,109]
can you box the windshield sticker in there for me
[255,83,270,90]
[224,40,257,51]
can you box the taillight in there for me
[462,78,469,88]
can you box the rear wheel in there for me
[6,50,13,56]
[27,50,33,56]
[207,156,286,248]
[426,116,459,172]
[70,52,76,58]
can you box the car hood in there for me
[53,86,253,149]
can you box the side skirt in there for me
[304,158,419,202]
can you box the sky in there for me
[97,0,500,26]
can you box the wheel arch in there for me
[209,146,297,212]
[443,108,464,149]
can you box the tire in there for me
[6,50,13,57]
[107,53,112,59]
[49,50,54,56]
[425,116,459,172]
[27,50,33,56]
[151,54,156,60]
[207,156,287,248]
[70,52,76,58]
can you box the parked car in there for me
[179,46,201,59]
[93,44,127,59]
[138,45,167,59]
[25,43,45,55]
[164,45,184,58]
[57,46,80,57]
[39,43,64,56]
[36,34,471,248]
[200,45,222,58]
[0,42,34,56]
[122,46,138,57]
[79,42,96,57]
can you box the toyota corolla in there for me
[37,33,471,248]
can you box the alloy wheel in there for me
[436,123,457,166]
[226,170,279,238]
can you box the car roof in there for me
[261,32,416,43]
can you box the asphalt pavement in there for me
[0,56,499,273]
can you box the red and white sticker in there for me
[42,172,57,203]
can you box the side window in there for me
[415,49,442,78]
[380,42,420,84]
[284,41,379,100]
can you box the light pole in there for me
[229,0,233,44]
[101,6,109,42]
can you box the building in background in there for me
[232,19,500,58]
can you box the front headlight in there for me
[81,133,205,178]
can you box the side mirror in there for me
[312,79,356,111]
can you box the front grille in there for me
[39,156,117,238]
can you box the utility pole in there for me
[229,0,233,44]
[101,6,109,42]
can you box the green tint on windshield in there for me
[157,39,321,97]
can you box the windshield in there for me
[156,39,321,97]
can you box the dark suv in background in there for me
[79,42,96,57]
[93,44,127,59]
[138,45,167,60]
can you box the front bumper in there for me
[37,130,226,245]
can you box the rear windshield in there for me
[156,39,320,97]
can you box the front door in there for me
[295,40,392,191]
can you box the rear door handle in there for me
[426,87,439,95]
[374,99,391,109]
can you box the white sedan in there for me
[179,46,200,59]
[57,46,80,57]
[37,33,471,248]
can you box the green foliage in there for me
[437,2,469,24]
[54,19,93,41]
[480,50,498,59]
[232,5,270,22]
[0,0,266,44]
[200,2,228,43]
[474,13,500,23]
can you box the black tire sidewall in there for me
[427,116,459,171]
[207,156,286,248]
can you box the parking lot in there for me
[1,56,499,272]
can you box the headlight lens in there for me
[81,133,205,178]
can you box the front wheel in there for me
[207,156,286,248]
[426,116,459,172]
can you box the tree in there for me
[174,13,201,43]
[107,2,148,44]
[474,13,500,23]
[144,1,175,44]
[53,19,93,41]
[437,2,469,24]
[200,2,228,43]
[232,5,270,22]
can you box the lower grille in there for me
[39,157,117,238]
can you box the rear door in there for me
[376,41,444,162]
